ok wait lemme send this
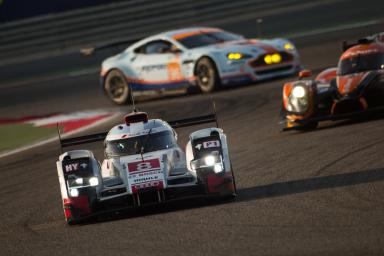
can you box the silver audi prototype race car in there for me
[56,111,237,224]
[96,27,301,104]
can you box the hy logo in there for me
[65,163,79,172]
[64,162,87,172]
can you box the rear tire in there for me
[195,57,220,93]
[104,69,131,105]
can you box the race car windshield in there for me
[339,53,384,75]
[105,130,176,157]
[176,31,242,49]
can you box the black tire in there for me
[230,162,238,197]
[104,69,131,105]
[298,120,319,130]
[195,57,220,93]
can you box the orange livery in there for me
[280,32,384,130]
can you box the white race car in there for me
[56,111,237,224]
[98,27,301,104]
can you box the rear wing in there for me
[168,114,218,129]
[342,32,383,52]
[59,114,219,148]
[60,131,108,148]
[80,38,142,56]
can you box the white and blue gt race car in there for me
[99,27,301,104]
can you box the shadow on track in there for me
[78,167,384,226]
[237,167,384,202]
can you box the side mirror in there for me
[298,69,312,79]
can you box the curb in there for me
[0,112,121,159]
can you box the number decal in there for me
[203,140,220,148]
[136,162,152,171]
[127,158,161,172]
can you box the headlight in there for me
[204,155,216,166]
[89,177,99,186]
[292,85,306,98]
[214,164,223,173]
[264,53,282,64]
[284,43,295,50]
[227,53,251,60]
[69,188,79,197]
[286,84,310,113]
[75,178,83,185]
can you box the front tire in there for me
[195,57,220,93]
[104,69,131,105]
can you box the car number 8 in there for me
[136,162,152,171]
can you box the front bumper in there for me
[220,53,301,86]
[281,105,384,131]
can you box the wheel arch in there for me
[193,55,221,77]
[102,67,129,92]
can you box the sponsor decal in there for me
[127,158,161,173]
[132,181,164,192]
[64,162,88,173]
[203,140,220,148]
[142,64,167,72]
[65,163,79,172]
[195,144,202,150]
[126,158,165,193]
[195,140,220,150]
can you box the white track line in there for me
[287,20,380,39]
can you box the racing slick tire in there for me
[195,57,220,93]
[104,69,131,105]
[297,120,318,130]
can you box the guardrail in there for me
[0,0,309,64]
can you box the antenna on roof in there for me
[211,97,219,128]
[129,82,138,112]
[57,123,63,154]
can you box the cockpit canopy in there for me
[105,130,176,157]
[338,52,384,75]
[338,43,384,76]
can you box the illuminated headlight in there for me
[292,85,306,98]
[227,53,252,60]
[287,83,310,113]
[75,178,83,185]
[264,53,282,64]
[89,177,99,186]
[69,188,79,197]
[204,155,216,166]
[284,43,295,50]
[227,53,243,60]
[214,164,223,173]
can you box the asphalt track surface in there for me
[2,3,384,256]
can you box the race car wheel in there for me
[195,57,220,93]
[104,69,131,105]
[289,120,318,131]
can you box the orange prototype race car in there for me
[280,32,384,131]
